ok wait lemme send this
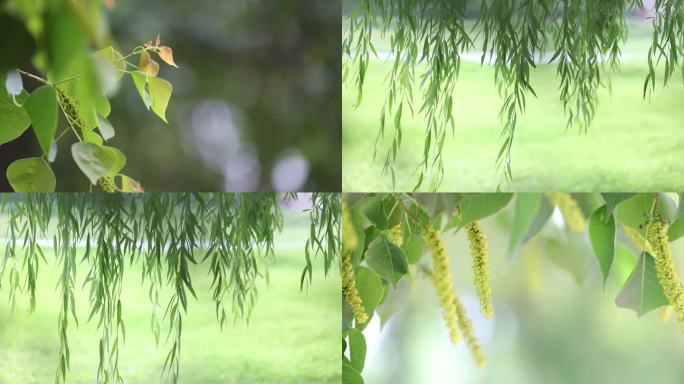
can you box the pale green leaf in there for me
[6,157,56,192]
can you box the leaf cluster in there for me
[342,192,684,383]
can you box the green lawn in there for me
[343,23,684,192]
[0,229,340,383]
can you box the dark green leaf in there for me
[589,205,615,285]
[445,193,513,230]
[365,235,408,285]
[348,328,366,373]
[25,85,58,154]
[615,252,668,317]
[507,194,542,257]
[342,360,364,384]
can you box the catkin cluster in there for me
[546,193,586,232]
[647,219,684,332]
[342,248,368,324]
[389,224,403,247]
[97,177,117,193]
[57,90,86,134]
[453,295,486,367]
[423,225,461,343]
[466,221,494,319]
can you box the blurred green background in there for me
[357,202,684,384]
[1,0,340,191]
[343,17,684,191]
[0,211,341,384]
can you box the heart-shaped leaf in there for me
[71,142,126,184]
[6,157,56,192]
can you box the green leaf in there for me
[92,46,126,93]
[521,195,554,244]
[507,194,542,257]
[601,193,636,218]
[616,194,675,235]
[6,157,56,192]
[669,215,684,242]
[544,236,593,285]
[130,71,151,109]
[615,252,668,317]
[365,235,408,285]
[612,244,638,289]
[0,76,30,145]
[24,85,58,154]
[588,205,615,285]
[402,233,424,264]
[349,209,366,266]
[148,76,172,123]
[71,142,126,184]
[362,196,401,230]
[342,360,364,384]
[45,7,86,79]
[96,114,115,141]
[0,13,36,71]
[445,193,513,229]
[348,328,366,373]
[355,266,383,327]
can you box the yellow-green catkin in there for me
[466,221,494,319]
[57,90,85,133]
[546,193,586,233]
[389,224,403,247]
[97,176,117,192]
[647,219,684,332]
[342,248,368,324]
[623,225,653,254]
[453,295,486,367]
[342,196,358,251]
[423,225,461,344]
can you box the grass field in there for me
[343,21,684,191]
[0,224,340,384]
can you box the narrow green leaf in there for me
[588,205,615,285]
[507,194,542,257]
[24,85,58,154]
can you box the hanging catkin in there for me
[647,219,684,332]
[466,221,494,319]
[546,193,586,232]
[97,176,117,192]
[389,224,403,246]
[423,225,461,343]
[342,248,368,324]
[453,295,486,367]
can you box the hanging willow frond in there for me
[344,0,666,187]
[0,192,340,384]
